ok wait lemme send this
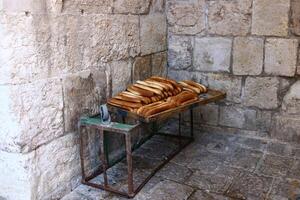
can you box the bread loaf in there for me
[108,98,142,108]
[181,97,199,106]
[145,80,170,91]
[182,80,207,93]
[134,83,163,95]
[167,91,198,106]
[137,80,165,91]
[127,85,154,97]
[137,101,162,115]
[114,95,142,103]
[144,102,175,117]
[178,81,201,94]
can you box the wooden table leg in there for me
[79,123,87,182]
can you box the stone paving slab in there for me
[62,131,300,200]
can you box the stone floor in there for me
[62,129,300,200]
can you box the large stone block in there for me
[167,0,205,35]
[2,0,46,13]
[150,0,165,13]
[194,37,232,72]
[80,14,140,62]
[11,79,64,152]
[32,133,81,200]
[0,151,33,200]
[252,0,290,36]
[111,60,132,96]
[207,74,242,103]
[291,0,300,36]
[113,0,151,14]
[243,77,279,109]
[219,106,256,129]
[168,35,193,70]
[63,70,108,132]
[282,81,300,114]
[0,85,22,153]
[133,55,152,82]
[271,115,300,144]
[232,37,263,75]
[140,13,167,55]
[58,0,113,14]
[208,0,252,36]
[265,39,298,77]
[0,13,50,84]
[152,51,167,77]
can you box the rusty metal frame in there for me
[78,108,194,198]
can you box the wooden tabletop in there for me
[108,89,226,123]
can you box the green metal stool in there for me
[78,115,140,198]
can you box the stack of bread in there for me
[108,76,207,118]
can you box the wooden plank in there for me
[107,89,226,123]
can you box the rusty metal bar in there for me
[99,129,108,186]
[79,123,87,181]
[125,133,134,196]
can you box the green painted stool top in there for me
[79,115,139,133]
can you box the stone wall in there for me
[167,0,300,143]
[0,0,167,199]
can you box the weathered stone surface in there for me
[113,0,151,14]
[63,70,108,132]
[152,51,167,77]
[233,37,263,75]
[189,190,230,200]
[194,37,232,72]
[140,13,167,55]
[2,0,47,13]
[61,185,108,200]
[81,14,140,62]
[282,81,300,114]
[57,0,113,14]
[243,77,279,109]
[142,180,194,200]
[0,85,22,153]
[11,79,64,152]
[219,106,256,130]
[186,167,239,193]
[265,39,298,77]
[207,74,242,103]
[208,0,252,36]
[234,137,268,151]
[268,178,300,200]
[257,154,294,177]
[150,0,165,13]
[266,142,294,157]
[226,147,263,170]
[194,104,219,125]
[288,159,300,179]
[225,172,272,199]
[252,0,290,36]
[32,133,81,200]
[291,0,300,36]
[256,111,272,132]
[111,60,131,96]
[168,35,193,70]
[156,162,192,183]
[167,0,205,35]
[271,115,300,144]
[133,55,152,82]
[0,150,33,200]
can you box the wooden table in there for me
[78,89,226,198]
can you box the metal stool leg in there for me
[125,134,134,196]
[79,124,87,181]
[100,129,108,186]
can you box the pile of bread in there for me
[108,76,207,118]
